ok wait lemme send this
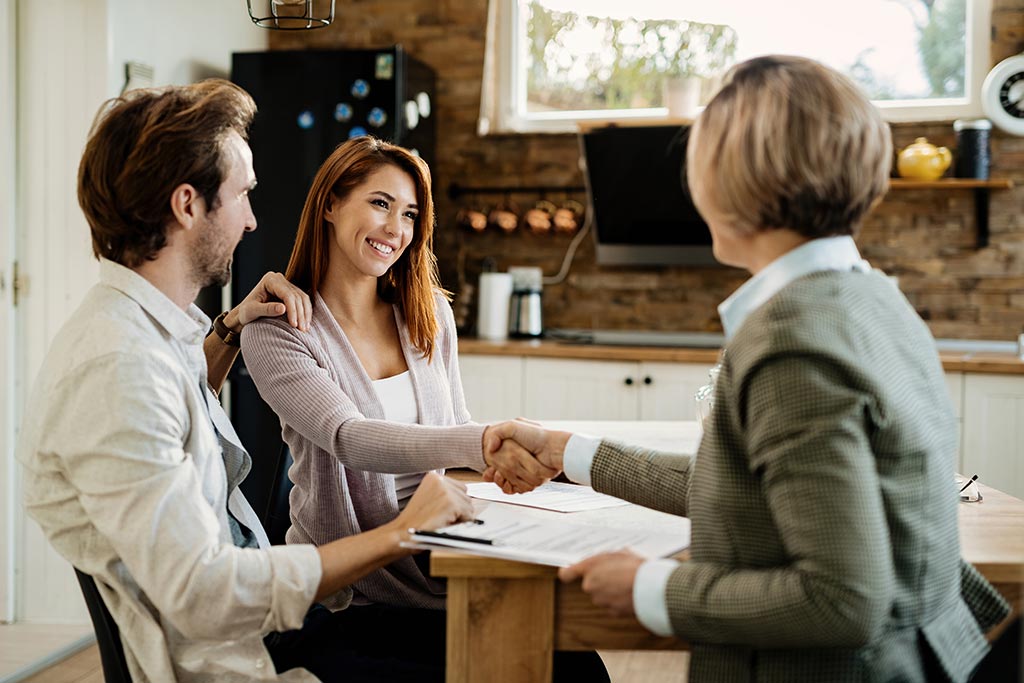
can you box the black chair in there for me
[74,568,132,683]
[263,443,295,546]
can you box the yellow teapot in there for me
[897,137,952,180]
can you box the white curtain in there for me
[477,0,511,135]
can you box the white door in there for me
[15,0,108,624]
[962,373,1024,499]
[638,361,713,421]
[459,355,524,422]
[523,357,640,420]
[0,0,16,623]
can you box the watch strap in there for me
[213,311,242,347]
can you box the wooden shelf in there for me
[888,178,1014,190]
[886,178,1015,248]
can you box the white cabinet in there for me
[459,355,714,421]
[638,362,714,420]
[944,372,963,464]
[458,355,524,421]
[522,358,639,420]
[944,372,963,419]
[521,358,713,421]
[962,373,1024,499]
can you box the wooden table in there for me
[434,421,1024,683]
[957,480,1024,617]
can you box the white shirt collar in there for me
[99,259,210,345]
[718,235,871,339]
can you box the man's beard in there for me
[202,258,232,288]
[191,218,235,289]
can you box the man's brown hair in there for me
[78,79,256,267]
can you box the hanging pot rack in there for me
[447,182,586,201]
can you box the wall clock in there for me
[982,53,1024,135]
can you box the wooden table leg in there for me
[446,576,555,683]
[988,582,1021,642]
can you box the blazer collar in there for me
[718,236,870,339]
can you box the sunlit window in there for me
[481,0,992,133]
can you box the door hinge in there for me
[12,260,24,307]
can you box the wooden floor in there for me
[0,623,94,682]
[600,651,689,682]
[17,646,102,683]
[23,644,688,682]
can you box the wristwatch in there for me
[213,311,242,347]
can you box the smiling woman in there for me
[239,136,609,678]
[283,136,441,358]
[322,166,419,285]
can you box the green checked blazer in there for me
[591,269,1010,683]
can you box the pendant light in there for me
[247,0,335,30]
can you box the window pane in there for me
[522,0,968,116]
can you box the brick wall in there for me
[270,1,1024,340]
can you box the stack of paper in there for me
[466,481,631,512]
[405,505,690,568]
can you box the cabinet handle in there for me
[624,377,634,386]
[643,376,653,385]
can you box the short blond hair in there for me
[687,55,891,238]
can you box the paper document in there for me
[405,505,689,567]
[466,481,631,512]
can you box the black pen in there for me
[959,474,979,493]
[410,529,494,545]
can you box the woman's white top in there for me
[371,371,431,508]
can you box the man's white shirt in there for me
[17,260,322,682]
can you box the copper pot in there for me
[522,200,557,234]
[553,199,585,234]
[488,201,520,233]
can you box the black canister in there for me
[953,118,992,179]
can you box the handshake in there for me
[393,420,573,543]
[480,420,573,494]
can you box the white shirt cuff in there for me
[632,558,679,637]
[563,433,601,485]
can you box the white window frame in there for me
[491,0,993,134]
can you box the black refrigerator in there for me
[229,47,437,518]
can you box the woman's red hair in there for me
[285,136,448,359]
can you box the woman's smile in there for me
[367,238,396,256]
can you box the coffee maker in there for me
[508,267,544,338]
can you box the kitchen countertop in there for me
[459,337,1024,375]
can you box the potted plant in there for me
[650,21,737,118]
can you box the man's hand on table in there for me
[481,420,572,494]
[558,549,645,617]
